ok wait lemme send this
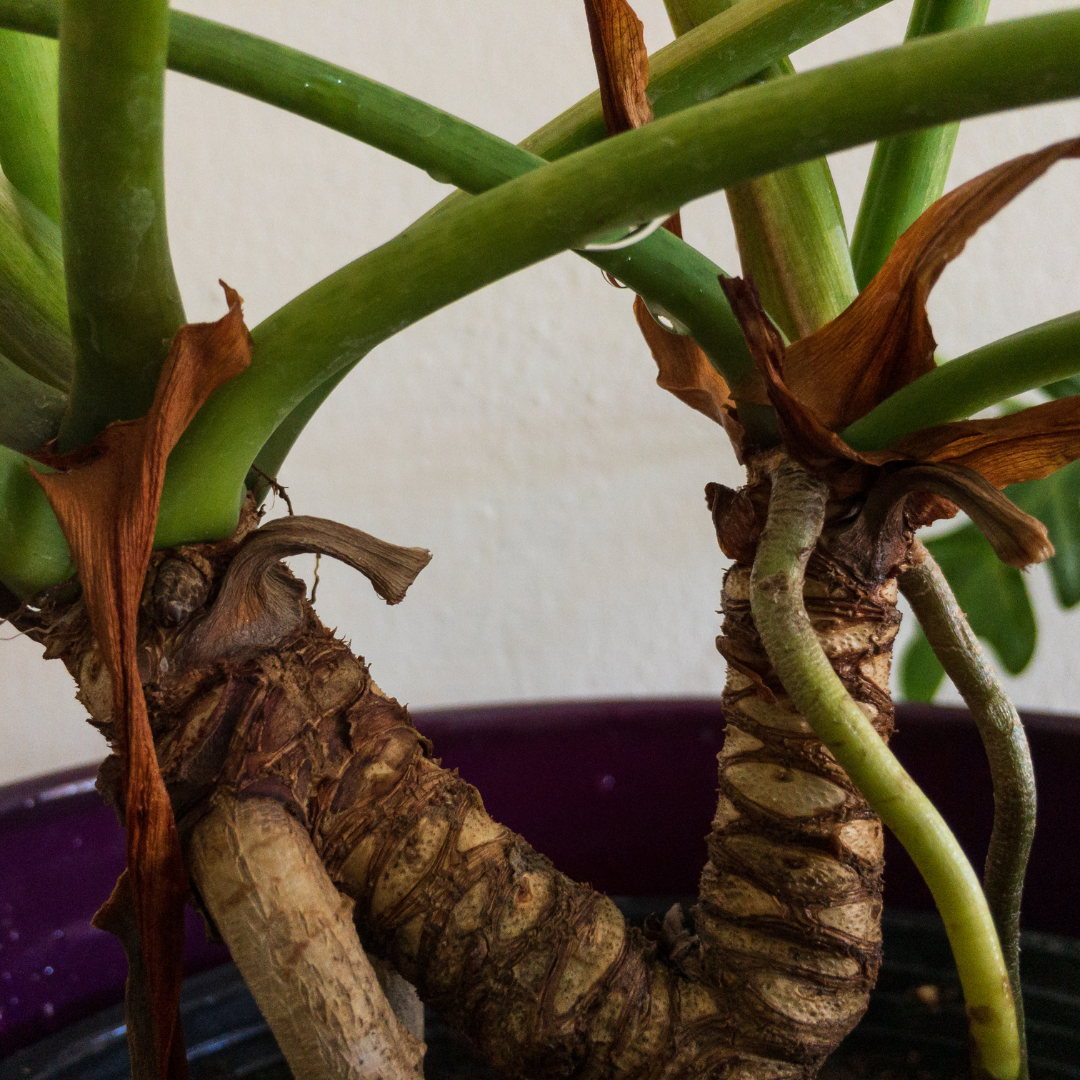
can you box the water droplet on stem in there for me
[578,215,668,252]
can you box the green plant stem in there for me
[843,310,1080,451]
[0,0,886,462]
[850,0,990,290]
[0,171,71,390]
[667,0,856,340]
[163,11,1080,547]
[57,0,185,450]
[752,461,1020,1080]
[5,10,1080,595]
[0,27,59,222]
[0,353,64,452]
[899,540,1034,1077]
[0,448,71,595]
[521,0,895,162]
[0,0,892,175]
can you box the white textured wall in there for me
[2,0,1079,784]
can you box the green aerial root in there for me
[899,540,1035,1072]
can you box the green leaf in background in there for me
[900,524,1036,702]
[900,625,947,703]
[1008,460,1080,610]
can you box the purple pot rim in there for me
[3,700,1078,815]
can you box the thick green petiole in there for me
[0,0,891,176]
[0,172,71,391]
[57,0,185,449]
[159,10,1080,551]
[844,310,1080,451]
[665,0,856,341]
[0,26,59,223]
[753,462,1021,1080]
[850,0,990,290]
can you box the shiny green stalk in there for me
[4,11,1080,594]
[57,0,184,449]
[844,311,1080,451]
[0,26,59,222]
[158,11,1080,551]
[850,0,991,289]
[666,0,856,340]
[0,0,892,174]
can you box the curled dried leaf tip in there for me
[635,295,743,455]
[584,0,653,135]
[182,515,431,665]
[586,0,743,455]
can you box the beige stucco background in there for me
[2,0,1079,785]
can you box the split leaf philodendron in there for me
[1,0,1079,1078]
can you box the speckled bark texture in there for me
[187,793,424,1079]
[15,475,907,1080]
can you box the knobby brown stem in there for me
[898,541,1034,1068]
[17,479,917,1078]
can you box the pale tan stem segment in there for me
[899,540,1034,1068]
[187,794,424,1080]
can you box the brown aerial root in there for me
[187,793,424,1079]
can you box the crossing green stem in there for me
[160,11,1080,550]
[0,0,892,176]
[843,310,1080,451]
[850,0,991,290]
[4,11,1080,594]
[666,0,856,341]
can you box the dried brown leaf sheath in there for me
[892,397,1080,488]
[33,285,252,1080]
[633,295,743,450]
[721,139,1080,570]
[734,136,1080,430]
[587,0,720,442]
[583,0,653,135]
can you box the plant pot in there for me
[1,701,1078,1077]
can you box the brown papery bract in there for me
[32,284,252,1080]
[633,295,744,452]
[734,136,1080,431]
[583,0,653,134]
[892,396,1080,488]
[587,0,727,447]
[719,274,1072,570]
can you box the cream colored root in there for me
[188,793,425,1080]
